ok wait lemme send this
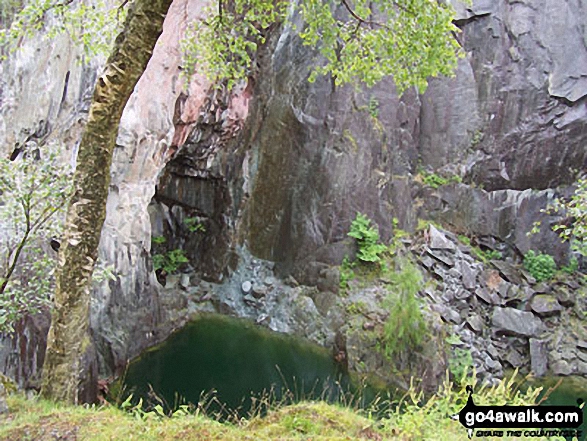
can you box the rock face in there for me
[492,307,545,338]
[1,0,587,388]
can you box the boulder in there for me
[504,349,525,368]
[491,307,545,338]
[475,287,500,305]
[466,314,484,334]
[428,225,456,251]
[551,360,573,376]
[530,295,563,317]
[426,248,455,267]
[491,261,523,285]
[461,264,478,290]
[529,338,548,377]
[555,287,575,307]
[241,280,252,294]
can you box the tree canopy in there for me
[2,0,463,93]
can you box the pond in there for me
[115,314,587,436]
[534,376,587,441]
[114,314,360,417]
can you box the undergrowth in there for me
[0,371,565,441]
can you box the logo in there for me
[453,385,584,439]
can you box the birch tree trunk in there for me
[40,0,173,404]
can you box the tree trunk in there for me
[40,0,173,404]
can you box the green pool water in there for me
[115,314,587,437]
[115,315,354,416]
[534,377,587,441]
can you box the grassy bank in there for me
[0,374,570,441]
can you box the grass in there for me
[0,394,382,441]
[0,372,566,441]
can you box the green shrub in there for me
[381,262,428,360]
[523,250,557,282]
[472,248,502,262]
[153,249,189,274]
[152,235,167,245]
[347,213,387,264]
[184,217,206,233]
[457,235,471,246]
[422,172,448,188]
[339,256,355,292]
[560,256,579,275]
[448,347,473,384]
[420,171,461,189]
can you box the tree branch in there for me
[339,0,391,30]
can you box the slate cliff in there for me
[0,0,585,387]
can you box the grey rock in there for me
[362,322,376,331]
[484,356,501,372]
[529,338,548,377]
[476,287,500,305]
[429,225,456,251]
[243,294,261,308]
[577,340,587,350]
[256,313,271,326]
[241,280,253,294]
[466,314,484,334]
[533,283,551,294]
[576,361,587,375]
[419,255,435,269]
[432,304,462,325]
[252,284,268,299]
[486,344,499,359]
[317,267,340,294]
[530,295,563,317]
[505,349,526,368]
[497,281,511,299]
[551,360,573,376]
[461,264,478,290]
[555,287,575,307]
[309,291,338,316]
[491,261,523,286]
[179,273,190,290]
[0,383,7,415]
[426,248,455,267]
[560,347,577,360]
[455,288,472,300]
[492,307,545,338]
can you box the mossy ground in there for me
[0,394,386,441]
[0,375,568,441]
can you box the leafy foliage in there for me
[152,249,189,274]
[181,0,286,89]
[339,255,355,291]
[550,179,587,257]
[298,0,462,91]
[560,256,578,275]
[419,170,462,189]
[381,261,427,360]
[447,347,473,384]
[530,178,587,259]
[523,250,557,283]
[0,143,72,334]
[0,0,125,60]
[184,217,206,233]
[347,212,386,263]
[183,0,462,92]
